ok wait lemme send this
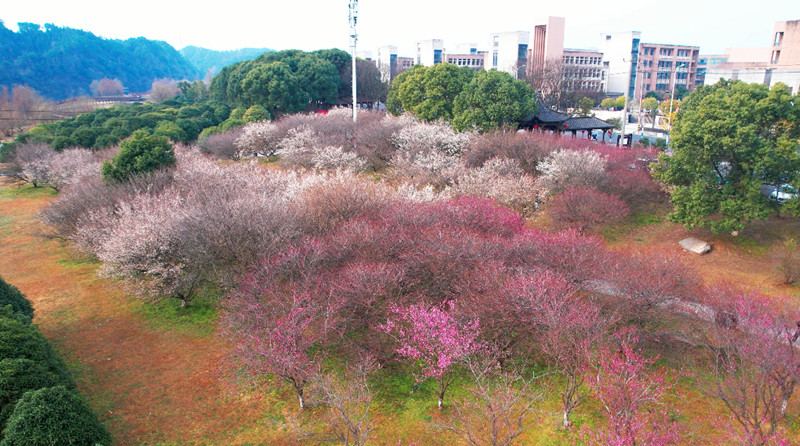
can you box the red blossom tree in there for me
[547,187,630,232]
[704,287,800,445]
[226,287,342,410]
[588,328,680,446]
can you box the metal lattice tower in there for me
[349,0,358,123]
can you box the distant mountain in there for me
[0,22,200,100]
[180,46,273,77]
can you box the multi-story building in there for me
[376,45,398,83]
[530,16,565,71]
[696,55,728,87]
[705,19,800,94]
[598,31,641,100]
[415,39,444,66]
[485,31,529,79]
[634,43,700,101]
[562,49,605,93]
[445,43,485,71]
[397,57,415,73]
[528,17,605,97]
[772,20,800,66]
[445,53,486,70]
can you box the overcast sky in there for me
[1,0,796,56]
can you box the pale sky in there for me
[1,0,796,57]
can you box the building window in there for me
[775,32,784,46]
[660,48,673,56]
[492,51,498,67]
[772,50,781,64]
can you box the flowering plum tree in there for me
[588,329,680,446]
[547,187,630,232]
[704,287,800,445]
[379,301,482,409]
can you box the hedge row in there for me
[0,275,110,445]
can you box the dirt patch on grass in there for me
[0,181,293,445]
[606,214,800,308]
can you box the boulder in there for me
[679,237,712,255]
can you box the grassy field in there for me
[1,176,799,445]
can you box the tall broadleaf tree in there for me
[652,80,800,233]
[387,63,475,122]
[452,70,537,132]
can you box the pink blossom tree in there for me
[510,270,611,428]
[588,328,680,446]
[704,287,800,445]
[547,187,630,232]
[379,301,482,409]
[226,287,341,410]
[439,354,544,446]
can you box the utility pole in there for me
[666,61,680,145]
[619,60,630,147]
[349,0,358,123]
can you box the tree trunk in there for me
[299,389,305,410]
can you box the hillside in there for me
[180,45,273,76]
[0,22,200,100]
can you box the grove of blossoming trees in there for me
[21,108,800,445]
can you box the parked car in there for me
[762,184,798,203]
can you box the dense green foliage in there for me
[387,65,536,132]
[0,277,33,321]
[179,45,273,76]
[0,22,199,100]
[1,386,111,446]
[0,306,72,386]
[18,99,231,149]
[653,80,800,233]
[386,64,475,121]
[209,49,376,115]
[101,131,175,182]
[451,70,537,132]
[0,359,61,428]
[0,278,107,443]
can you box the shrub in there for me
[0,307,72,386]
[462,131,556,174]
[537,149,607,195]
[547,187,630,232]
[392,121,469,157]
[0,276,33,321]
[310,146,366,171]
[389,150,464,189]
[0,358,62,428]
[1,386,111,446]
[233,121,279,158]
[12,142,55,188]
[101,130,175,183]
[198,127,244,159]
[453,158,541,216]
[44,148,100,191]
[243,104,270,122]
[278,125,318,168]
